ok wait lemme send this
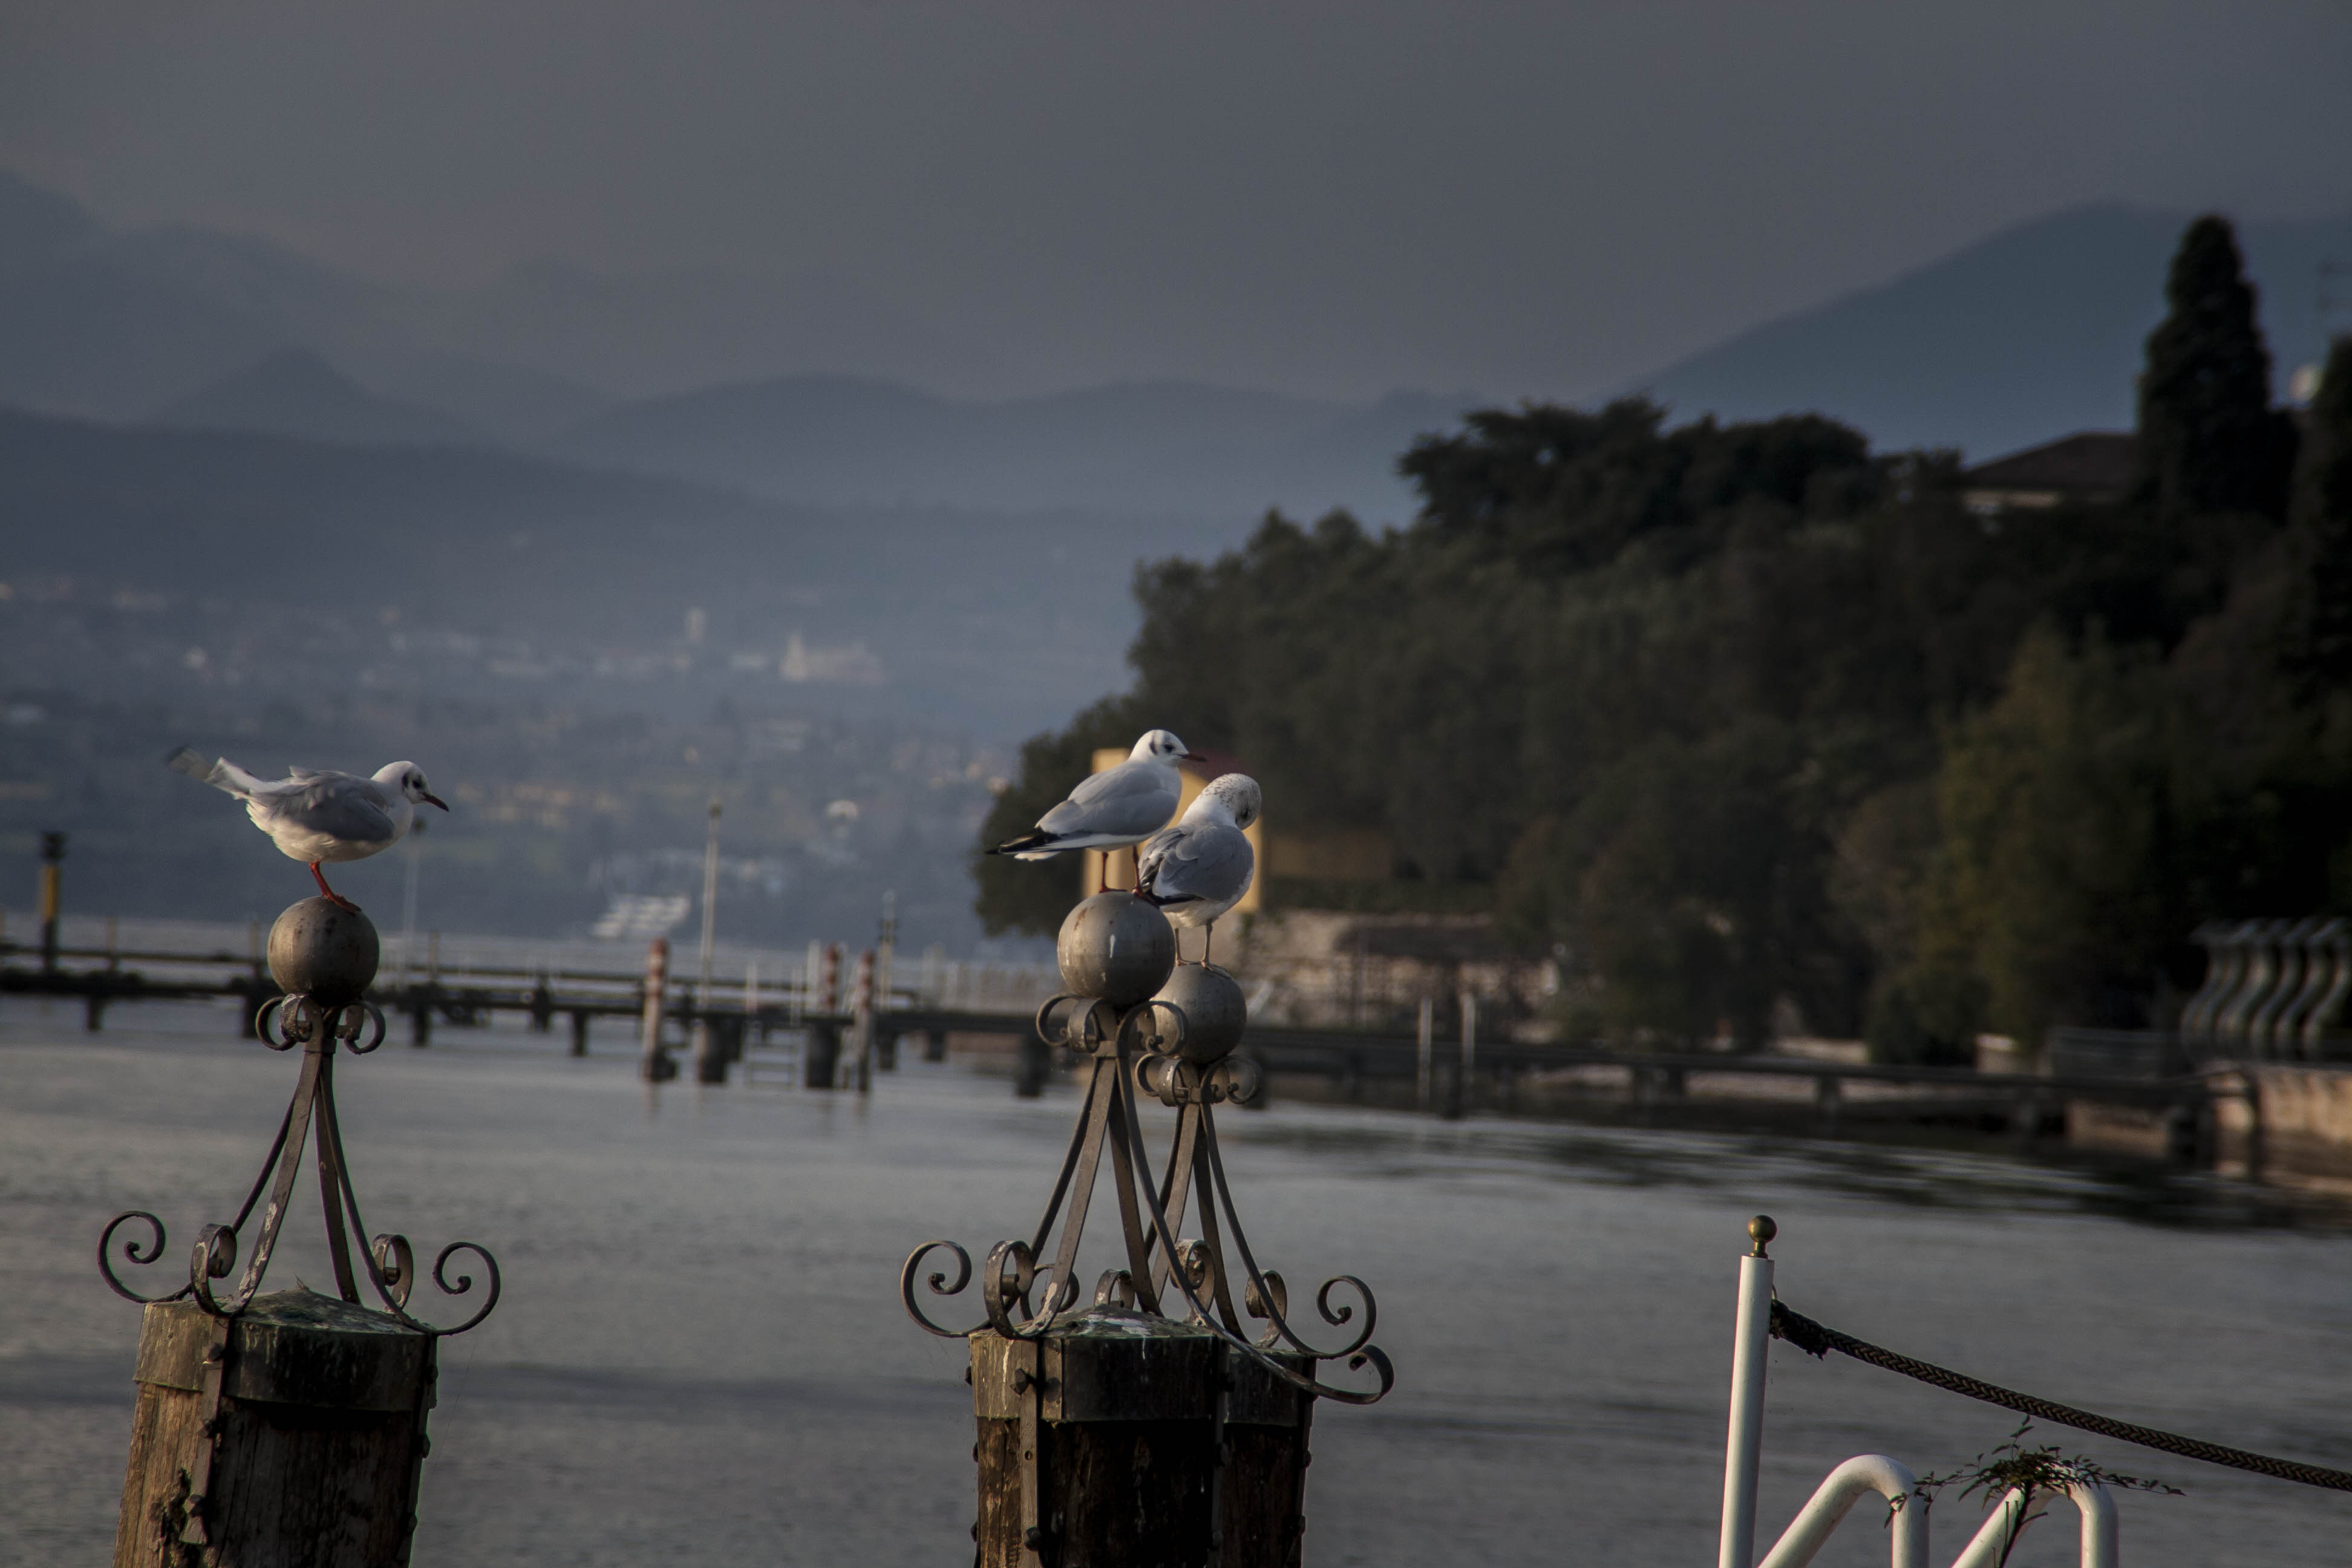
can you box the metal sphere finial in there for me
[1747,1215,1777,1256]
[268,897,381,1007]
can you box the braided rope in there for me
[1770,1299,2352,1494]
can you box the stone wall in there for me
[1209,909,1558,1036]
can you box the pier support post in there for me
[1013,1025,1050,1099]
[639,939,676,1083]
[924,1027,949,1062]
[115,1292,436,1568]
[970,1315,1314,1568]
[803,1022,842,1089]
[568,1010,590,1057]
[693,1011,731,1085]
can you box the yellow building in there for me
[1079,751,1394,906]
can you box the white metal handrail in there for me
[1718,1218,2121,1567]
[1755,1454,1926,1568]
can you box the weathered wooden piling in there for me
[568,1008,591,1056]
[640,937,676,1082]
[115,1290,436,1568]
[969,1315,1315,1568]
[805,1022,843,1088]
[38,829,65,974]
[103,896,498,1568]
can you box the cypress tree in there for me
[2291,336,2352,679]
[2134,215,2295,517]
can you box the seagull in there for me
[1137,774,1259,966]
[987,730,1204,873]
[168,749,448,912]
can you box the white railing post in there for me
[1719,1215,1778,1568]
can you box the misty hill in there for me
[546,376,1470,520]
[0,403,1167,738]
[1635,204,2352,461]
[154,349,484,448]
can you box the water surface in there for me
[4,999,2347,1566]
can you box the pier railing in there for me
[1719,1217,2352,1567]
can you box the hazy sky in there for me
[5,1,2350,401]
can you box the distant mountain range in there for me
[0,402,1154,738]
[1633,204,2352,461]
[4,164,2348,524]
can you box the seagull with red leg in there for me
[167,748,448,912]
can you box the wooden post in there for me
[924,1027,949,1063]
[528,975,554,1033]
[803,1022,842,1089]
[38,829,64,975]
[1416,996,1434,1111]
[970,1313,1314,1568]
[1014,1024,1050,1099]
[853,949,876,1093]
[640,938,676,1083]
[568,1009,590,1057]
[114,1289,436,1568]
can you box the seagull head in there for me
[378,762,449,811]
[1192,773,1262,831]
[1133,729,1207,766]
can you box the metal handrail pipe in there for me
[1944,1481,2114,1568]
[1753,1454,1926,1568]
[1717,1246,1775,1568]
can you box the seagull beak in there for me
[1181,753,1207,764]
[422,792,449,811]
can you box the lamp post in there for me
[691,797,726,1083]
[98,897,501,1566]
[904,889,1393,1566]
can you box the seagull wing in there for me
[1038,763,1178,838]
[271,774,397,845]
[1141,822,1253,906]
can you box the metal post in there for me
[1458,990,1477,1112]
[1719,1217,1777,1568]
[874,892,898,1071]
[1416,996,1434,1111]
[691,798,722,1071]
[854,948,875,1094]
[37,831,65,975]
[397,815,425,988]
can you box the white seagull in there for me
[988,729,1204,863]
[168,749,449,912]
[1137,774,1260,966]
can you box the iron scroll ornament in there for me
[97,994,500,1337]
[900,991,1393,1405]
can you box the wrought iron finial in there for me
[97,898,501,1338]
[903,896,1392,1405]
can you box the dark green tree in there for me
[2132,215,2296,518]
[2290,336,2352,681]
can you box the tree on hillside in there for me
[2133,215,2297,519]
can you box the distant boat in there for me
[590,894,691,941]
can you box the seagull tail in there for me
[165,747,261,797]
[988,830,1057,857]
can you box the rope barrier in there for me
[1769,1299,2352,1494]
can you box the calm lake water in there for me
[4,999,2349,1567]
